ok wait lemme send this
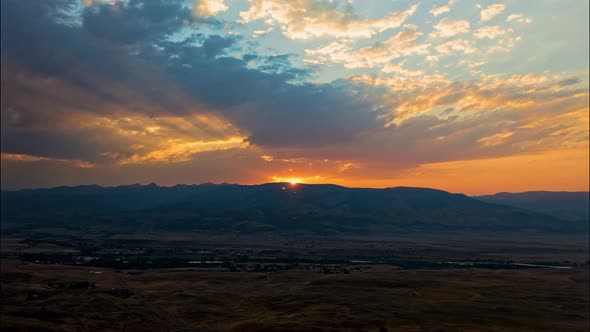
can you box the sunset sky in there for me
[1,0,588,194]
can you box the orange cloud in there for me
[239,0,417,40]
[1,153,95,168]
[194,0,228,18]
[305,25,430,69]
[118,136,247,164]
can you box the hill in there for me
[475,191,589,221]
[1,183,586,235]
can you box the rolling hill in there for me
[476,191,589,221]
[1,183,586,235]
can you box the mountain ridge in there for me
[2,183,586,235]
[475,191,589,221]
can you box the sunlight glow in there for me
[271,175,329,185]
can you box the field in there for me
[1,230,589,331]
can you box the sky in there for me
[1,0,588,194]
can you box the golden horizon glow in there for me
[259,143,589,195]
[270,175,331,185]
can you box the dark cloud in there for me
[557,77,580,86]
[82,0,196,44]
[146,36,382,147]
[1,0,384,163]
[0,126,120,162]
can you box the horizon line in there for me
[1,182,588,196]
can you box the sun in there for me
[271,176,302,185]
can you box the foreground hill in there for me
[1,183,586,234]
[475,191,589,221]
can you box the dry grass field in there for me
[2,258,588,332]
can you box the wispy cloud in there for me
[239,0,417,39]
[506,13,533,24]
[305,25,430,69]
[429,18,470,38]
[1,153,95,168]
[430,0,456,17]
[473,26,512,39]
[478,3,506,22]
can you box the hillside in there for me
[1,183,586,235]
[476,191,589,221]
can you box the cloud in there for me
[435,39,477,55]
[194,0,228,18]
[82,0,122,5]
[305,25,430,69]
[1,0,587,193]
[485,35,522,54]
[239,0,417,39]
[1,0,384,165]
[252,27,273,37]
[347,72,588,167]
[473,26,512,39]
[429,18,470,38]
[118,137,247,164]
[476,130,514,147]
[430,0,456,17]
[82,0,197,44]
[239,70,589,187]
[1,0,245,163]
[479,3,506,22]
[1,153,95,168]
[506,13,533,24]
[381,61,424,76]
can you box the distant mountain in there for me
[1,184,586,235]
[475,191,589,221]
